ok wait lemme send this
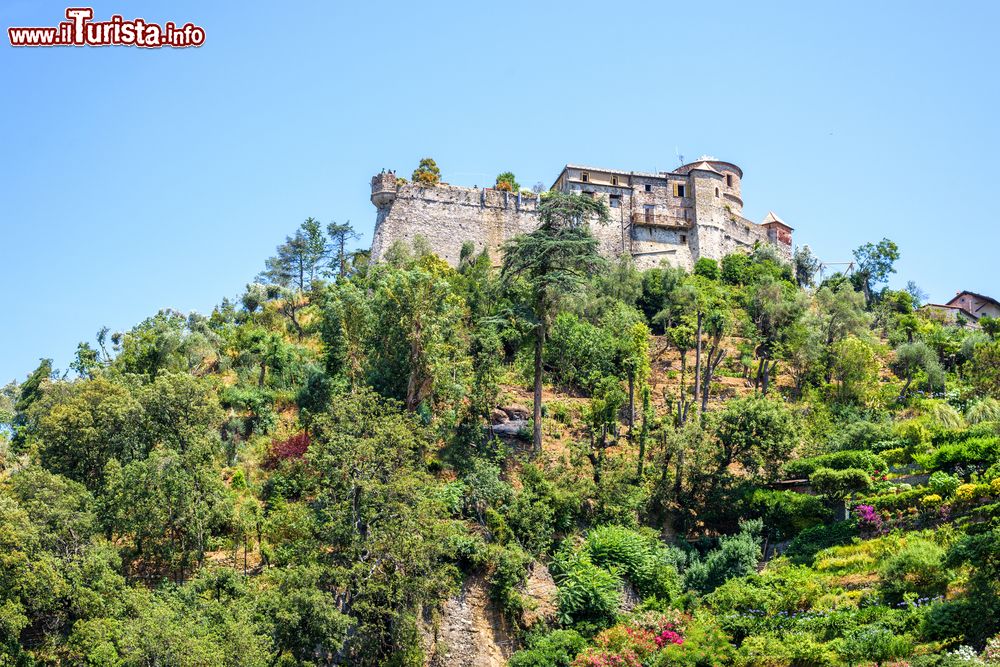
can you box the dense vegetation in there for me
[2,190,1000,666]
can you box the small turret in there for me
[371,171,398,209]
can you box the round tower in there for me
[370,171,398,209]
[677,158,743,215]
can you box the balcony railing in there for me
[632,213,693,229]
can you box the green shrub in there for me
[837,624,913,665]
[488,543,532,617]
[858,486,926,512]
[784,521,859,565]
[508,629,587,667]
[916,436,1000,471]
[735,631,837,667]
[652,611,734,666]
[784,450,887,478]
[684,519,763,594]
[583,525,682,601]
[550,546,621,628]
[809,467,873,499]
[747,489,832,542]
[928,471,962,497]
[544,313,616,392]
[879,539,950,604]
[828,420,895,452]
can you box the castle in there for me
[369,158,793,271]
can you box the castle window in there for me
[611,175,619,186]
[609,194,621,208]
[644,204,655,222]
[674,183,686,197]
[644,184,652,192]
[715,187,720,197]
[580,172,589,183]
[726,174,733,187]
[680,234,687,243]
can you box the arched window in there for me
[715,187,720,197]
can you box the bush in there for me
[838,624,913,665]
[683,519,762,595]
[735,632,837,667]
[916,436,1000,472]
[954,483,986,504]
[693,257,719,280]
[747,489,832,542]
[508,629,587,667]
[784,450,887,478]
[784,521,859,565]
[551,546,621,628]
[928,471,962,497]
[809,467,873,499]
[879,539,950,604]
[583,525,682,601]
[545,313,616,392]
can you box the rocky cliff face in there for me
[420,563,559,666]
[421,573,514,667]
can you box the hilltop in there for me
[1,195,999,667]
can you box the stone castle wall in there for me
[371,177,541,265]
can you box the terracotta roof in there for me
[761,211,794,230]
[947,291,1000,312]
[687,161,723,175]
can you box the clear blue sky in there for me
[2,0,998,384]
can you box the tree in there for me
[326,220,361,280]
[306,389,456,660]
[494,171,519,192]
[831,336,878,404]
[814,282,870,381]
[103,444,231,580]
[260,217,328,292]
[809,467,872,500]
[851,238,900,305]
[665,323,695,423]
[501,191,610,452]
[368,254,471,411]
[941,526,1000,646]
[28,377,145,489]
[603,303,650,434]
[694,257,720,280]
[793,245,822,288]
[584,376,626,485]
[891,341,945,397]
[747,276,807,395]
[970,341,1000,398]
[411,157,441,185]
[713,394,798,481]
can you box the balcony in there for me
[631,212,693,230]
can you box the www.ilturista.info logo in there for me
[8,8,205,48]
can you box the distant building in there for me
[922,290,1000,325]
[369,157,793,270]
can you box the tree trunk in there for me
[533,323,544,454]
[701,345,727,413]
[636,390,649,480]
[693,312,703,404]
[627,373,635,439]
